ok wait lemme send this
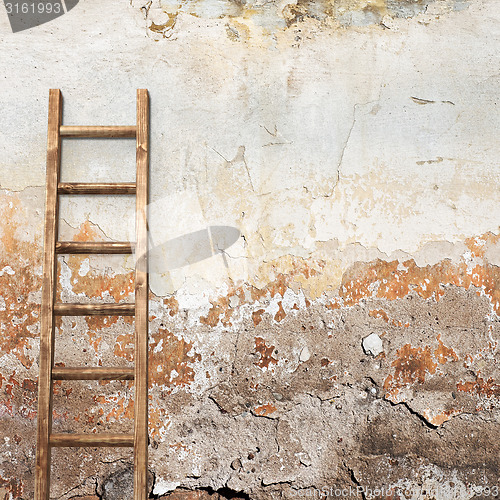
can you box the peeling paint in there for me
[0,193,41,369]
[254,337,278,371]
[144,0,470,39]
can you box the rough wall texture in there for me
[0,0,499,498]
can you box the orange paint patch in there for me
[114,327,201,391]
[163,296,179,316]
[198,258,320,327]
[149,328,201,389]
[254,337,278,370]
[434,334,459,364]
[274,301,286,322]
[104,396,134,422]
[457,376,500,398]
[114,333,135,362]
[91,391,134,424]
[384,344,437,398]
[149,407,170,439]
[252,308,265,326]
[169,442,190,453]
[200,296,232,327]
[253,403,277,416]
[339,247,500,316]
[73,219,100,242]
[326,299,341,310]
[57,229,135,302]
[0,370,35,419]
[54,220,136,356]
[465,233,500,258]
[0,194,42,368]
[58,223,135,302]
[186,234,500,332]
[369,309,407,328]
[383,333,497,424]
[369,309,389,322]
[0,475,23,498]
[424,408,461,426]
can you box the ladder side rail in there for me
[35,89,63,500]
[134,88,149,499]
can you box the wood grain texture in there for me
[52,367,134,380]
[37,90,149,498]
[60,125,136,138]
[56,241,135,254]
[35,89,62,500]
[53,303,135,316]
[50,434,134,447]
[58,182,136,195]
[134,89,150,500]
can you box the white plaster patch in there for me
[152,478,181,496]
[362,333,384,356]
[282,287,307,310]
[153,339,164,354]
[0,266,15,276]
[389,464,475,499]
[78,258,90,277]
[299,345,311,362]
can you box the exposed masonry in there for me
[0,189,498,499]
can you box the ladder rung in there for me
[52,367,134,380]
[60,126,136,138]
[50,433,134,447]
[53,303,135,316]
[58,182,136,195]
[56,241,135,254]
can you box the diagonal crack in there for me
[335,103,358,189]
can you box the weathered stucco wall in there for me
[0,0,499,498]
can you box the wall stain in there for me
[0,475,23,498]
[253,403,277,416]
[252,308,265,326]
[254,337,278,370]
[383,330,497,424]
[457,375,500,399]
[57,220,135,356]
[369,308,409,327]
[274,301,286,322]
[149,13,178,38]
[93,392,135,424]
[200,258,319,328]
[1,185,498,495]
[164,296,180,317]
[200,295,232,327]
[62,220,135,302]
[144,0,469,40]
[434,334,459,364]
[0,194,41,369]
[334,234,500,316]
[149,328,201,389]
[384,343,438,394]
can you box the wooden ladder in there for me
[35,89,150,499]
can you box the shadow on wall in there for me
[148,226,241,274]
[4,0,80,33]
